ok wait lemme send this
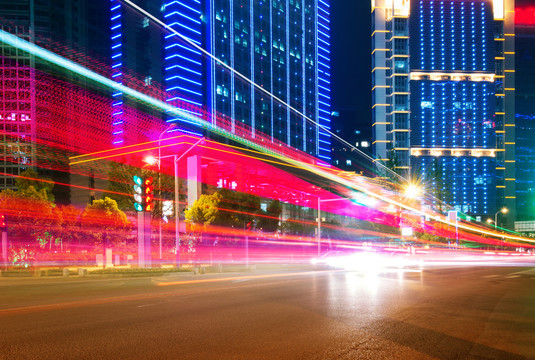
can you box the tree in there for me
[184,192,223,229]
[0,185,55,240]
[185,189,263,229]
[15,168,55,202]
[81,197,130,246]
[0,171,59,266]
[54,205,83,245]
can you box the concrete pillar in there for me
[105,248,113,268]
[96,254,104,267]
[138,212,152,268]
[187,155,202,208]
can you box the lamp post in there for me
[494,207,508,250]
[494,207,508,230]
[157,124,177,263]
[159,136,205,268]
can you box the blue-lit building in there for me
[109,0,165,146]
[161,0,332,161]
[372,0,515,224]
[515,10,535,222]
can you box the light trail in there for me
[2,30,534,249]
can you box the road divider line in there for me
[156,271,328,287]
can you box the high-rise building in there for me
[0,0,47,190]
[371,0,515,224]
[160,0,332,161]
[109,0,164,147]
[0,0,110,203]
[515,3,535,221]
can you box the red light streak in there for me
[1,36,535,271]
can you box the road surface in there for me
[1,263,534,359]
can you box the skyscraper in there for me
[515,4,535,221]
[160,0,332,161]
[0,0,45,190]
[110,0,164,147]
[371,0,515,224]
[0,0,109,203]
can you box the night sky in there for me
[330,0,372,142]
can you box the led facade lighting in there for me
[372,0,515,219]
[158,0,331,160]
[110,0,124,146]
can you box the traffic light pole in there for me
[134,175,153,268]
[158,136,204,269]
[137,211,151,268]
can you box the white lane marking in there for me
[231,279,251,283]
[510,269,535,275]
[505,275,520,279]
[483,275,499,278]
[137,303,158,308]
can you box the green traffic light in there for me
[134,203,143,212]
[133,175,143,186]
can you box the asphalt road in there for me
[1,263,535,360]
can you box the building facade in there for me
[515,4,535,221]
[372,0,515,224]
[0,0,111,203]
[0,0,46,190]
[160,0,332,161]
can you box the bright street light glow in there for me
[404,183,423,199]
[144,155,158,166]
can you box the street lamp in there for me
[158,136,205,268]
[157,123,177,262]
[403,180,424,200]
[494,207,508,230]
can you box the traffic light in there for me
[0,214,6,232]
[133,175,155,212]
[133,175,144,212]
[144,176,154,212]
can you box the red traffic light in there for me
[144,177,154,212]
